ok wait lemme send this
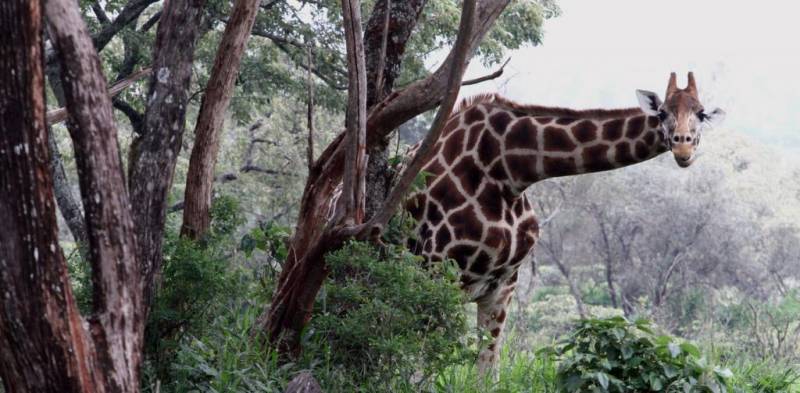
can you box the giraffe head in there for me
[636,72,725,167]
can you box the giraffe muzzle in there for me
[671,143,694,167]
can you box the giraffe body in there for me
[402,94,667,371]
[328,73,724,373]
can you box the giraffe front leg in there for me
[476,283,516,377]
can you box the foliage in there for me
[542,316,733,392]
[158,303,291,393]
[310,241,473,390]
[144,196,248,383]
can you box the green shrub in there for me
[144,195,248,384]
[310,241,474,390]
[163,303,290,393]
[543,316,733,392]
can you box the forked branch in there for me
[344,0,477,240]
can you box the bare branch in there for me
[140,10,162,32]
[461,57,510,86]
[91,2,110,25]
[306,44,315,171]
[46,67,151,125]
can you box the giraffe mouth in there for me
[675,154,694,167]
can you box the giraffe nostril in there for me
[672,135,680,143]
[686,135,692,142]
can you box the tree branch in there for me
[91,2,110,25]
[46,67,151,125]
[347,0,476,239]
[461,56,510,86]
[306,44,315,171]
[335,0,368,226]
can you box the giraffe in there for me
[395,72,725,373]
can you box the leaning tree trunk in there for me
[181,0,261,240]
[128,0,207,312]
[257,0,487,358]
[1,0,142,390]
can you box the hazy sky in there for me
[460,0,800,152]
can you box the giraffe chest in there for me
[405,176,539,301]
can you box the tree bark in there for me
[44,58,90,256]
[180,0,261,240]
[258,0,482,358]
[335,0,368,226]
[362,0,427,219]
[128,0,207,312]
[45,0,143,387]
[1,0,141,390]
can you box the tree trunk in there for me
[45,0,144,384]
[553,258,587,319]
[1,0,141,390]
[128,0,207,312]
[258,0,485,358]
[44,58,90,255]
[362,0,427,219]
[180,0,261,240]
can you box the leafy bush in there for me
[310,241,473,390]
[144,196,248,383]
[163,303,291,393]
[543,317,733,392]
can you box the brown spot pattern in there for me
[505,154,538,184]
[466,123,483,150]
[489,112,513,134]
[626,115,646,139]
[602,119,625,141]
[543,156,577,177]
[582,144,613,172]
[505,118,538,150]
[477,132,501,166]
[465,107,484,124]
[477,182,504,222]
[429,175,466,211]
[442,128,465,165]
[452,156,483,196]
[449,205,484,241]
[543,127,576,152]
[573,120,598,143]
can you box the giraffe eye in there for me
[697,110,708,121]
[657,110,668,121]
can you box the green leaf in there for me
[680,342,701,357]
[596,372,610,390]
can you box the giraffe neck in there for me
[462,104,668,193]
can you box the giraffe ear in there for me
[699,107,726,128]
[636,90,662,116]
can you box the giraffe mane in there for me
[452,93,500,116]
[454,93,644,120]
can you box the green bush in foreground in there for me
[542,317,732,392]
[311,241,474,390]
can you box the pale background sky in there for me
[459,0,800,152]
